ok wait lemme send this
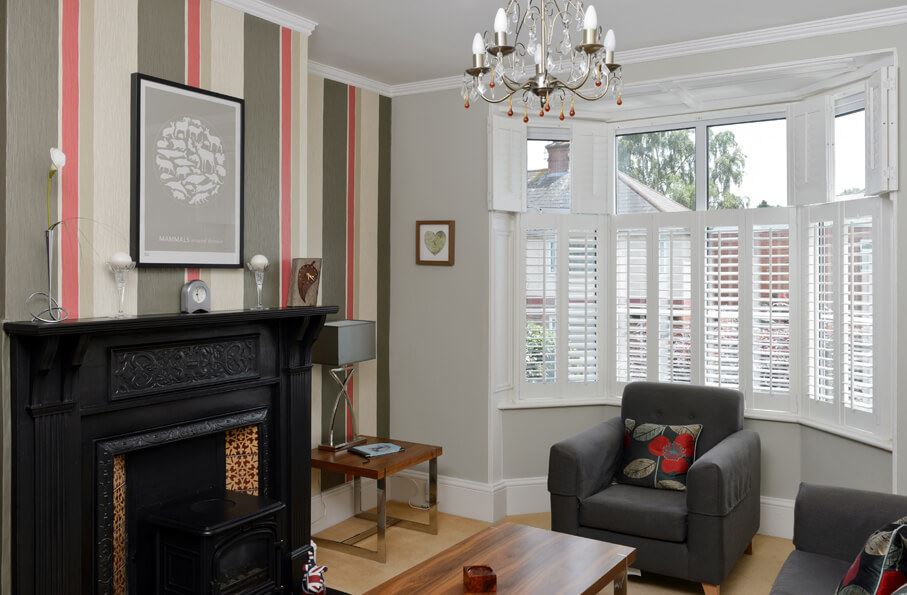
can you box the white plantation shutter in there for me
[789,95,832,206]
[865,66,898,195]
[658,227,693,383]
[615,228,648,384]
[568,229,599,382]
[490,115,527,211]
[524,227,557,383]
[841,217,873,414]
[751,224,791,394]
[571,121,609,214]
[807,220,835,405]
[704,226,740,388]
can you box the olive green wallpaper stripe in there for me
[320,79,348,489]
[377,95,391,438]
[136,0,185,314]
[242,15,281,309]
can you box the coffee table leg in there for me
[376,477,387,563]
[428,457,438,535]
[613,562,628,595]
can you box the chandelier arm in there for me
[566,77,616,101]
[477,86,520,105]
[560,53,594,90]
[513,2,541,43]
[501,72,526,91]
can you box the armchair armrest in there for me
[687,429,760,517]
[548,417,624,500]
[794,483,907,561]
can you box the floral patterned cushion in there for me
[837,520,907,595]
[615,419,702,491]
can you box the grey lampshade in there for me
[312,320,376,366]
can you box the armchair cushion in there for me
[686,428,760,517]
[579,484,688,543]
[616,419,702,491]
[771,551,851,595]
[548,417,624,500]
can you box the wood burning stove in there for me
[149,490,285,594]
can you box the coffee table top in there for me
[310,436,442,480]
[364,522,636,595]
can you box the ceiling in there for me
[270,0,906,86]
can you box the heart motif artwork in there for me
[416,221,455,266]
[288,258,322,306]
[424,230,447,255]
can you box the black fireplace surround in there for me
[5,307,336,594]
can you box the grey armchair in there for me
[548,382,761,595]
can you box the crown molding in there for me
[307,61,395,96]
[213,0,317,35]
[308,6,907,97]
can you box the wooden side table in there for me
[310,437,442,563]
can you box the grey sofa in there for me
[548,382,760,595]
[771,483,907,594]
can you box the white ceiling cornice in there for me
[305,5,907,97]
[214,0,318,35]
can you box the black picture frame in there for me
[130,72,245,268]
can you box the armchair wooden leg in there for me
[702,583,720,595]
[745,541,753,555]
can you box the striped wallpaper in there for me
[0,0,392,562]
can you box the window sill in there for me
[499,395,892,451]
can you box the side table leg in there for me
[353,476,362,515]
[613,562,628,595]
[428,457,438,535]
[376,477,387,563]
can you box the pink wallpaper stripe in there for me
[280,27,292,307]
[61,0,80,318]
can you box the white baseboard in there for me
[310,478,377,535]
[313,473,796,540]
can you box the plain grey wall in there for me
[389,92,490,483]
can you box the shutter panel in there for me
[524,227,557,383]
[567,229,599,382]
[865,66,898,195]
[658,227,693,383]
[807,219,835,404]
[789,95,831,206]
[752,224,791,394]
[489,114,527,212]
[704,226,740,388]
[571,121,609,214]
[615,228,648,383]
[841,216,873,413]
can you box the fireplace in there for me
[5,307,335,594]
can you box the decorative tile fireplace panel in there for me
[5,308,334,595]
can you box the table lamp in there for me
[312,320,376,451]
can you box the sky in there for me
[526,112,866,204]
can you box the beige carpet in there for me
[315,502,793,594]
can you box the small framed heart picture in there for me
[416,220,455,266]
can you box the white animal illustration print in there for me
[154,115,227,206]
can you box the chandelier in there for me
[463,1,621,122]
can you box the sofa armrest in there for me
[548,417,624,500]
[794,483,907,562]
[687,429,761,517]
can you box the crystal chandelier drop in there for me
[462,1,622,121]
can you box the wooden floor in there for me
[314,501,793,594]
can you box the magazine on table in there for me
[349,442,404,458]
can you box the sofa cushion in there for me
[771,550,851,595]
[837,520,907,594]
[579,483,687,543]
[616,419,702,491]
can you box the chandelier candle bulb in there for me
[583,5,598,30]
[604,29,616,51]
[494,8,507,33]
[472,32,485,55]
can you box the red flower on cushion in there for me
[878,569,907,595]
[647,433,696,475]
[841,556,860,586]
[623,431,631,450]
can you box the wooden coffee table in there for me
[364,523,636,595]
[311,437,442,563]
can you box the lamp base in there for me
[318,436,367,452]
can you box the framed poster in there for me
[416,220,455,266]
[131,73,244,267]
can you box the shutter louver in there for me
[615,228,648,383]
[568,230,599,383]
[752,224,791,394]
[704,226,740,388]
[842,217,873,413]
[525,228,557,383]
[658,227,693,383]
[807,221,835,404]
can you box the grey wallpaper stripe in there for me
[242,15,280,309]
[320,79,348,487]
[136,0,185,314]
[377,95,391,438]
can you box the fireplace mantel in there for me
[5,306,337,595]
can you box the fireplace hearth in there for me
[5,307,335,594]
